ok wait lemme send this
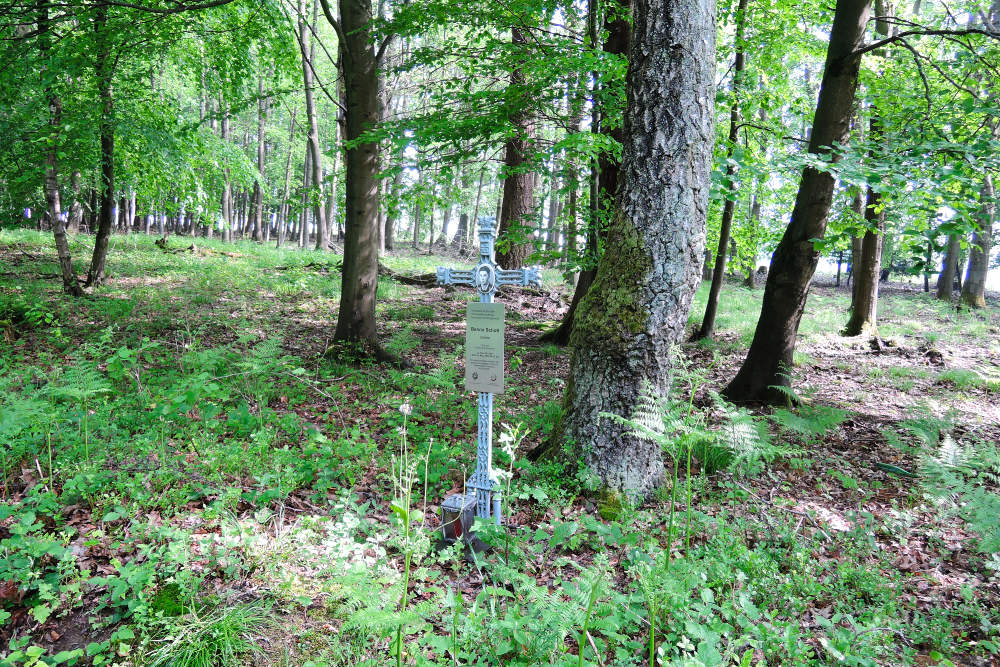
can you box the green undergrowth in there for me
[1,231,998,665]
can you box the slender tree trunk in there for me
[723,0,871,404]
[221,100,233,243]
[38,0,81,296]
[541,0,629,346]
[251,75,267,242]
[385,155,403,251]
[843,180,885,336]
[277,109,297,248]
[844,2,892,336]
[86,4,115,288]
[412,167,422,249]
[496,26,536,270]
[298,0,327,250]
[547,0,714,499]
[742,189,763,287]
[923,239,931,292]
[936,233,961,300]
[68,171,83,233]
[698,0,749,339]
[961,173,995,308]
[330,0,383,349]
[300,143,312,248]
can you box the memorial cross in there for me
[436,217,541,529]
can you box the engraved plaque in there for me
[465,303,505,393]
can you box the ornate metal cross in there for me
[437,217,541,527]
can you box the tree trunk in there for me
[698,0,749,339]
[549,0,714,499]
[277,109,297,248]
[723,0,871,404]
[86,4,115,288]
[38,0,81,296]
[299,143,312,248]
[843,181,884,336]
[221,100,233,243]
[495,27,536,270]
[251,75,267,242]
[330,0,382,348]
[68,171,83,234]
[541,0,630,346]
[385,156,403,251]
[961,173,995,308]
[936,233,961,300]
[412,167,422,248]
[845,3,892,336]
[298,0,327,250]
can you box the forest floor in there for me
[1,229,999,667]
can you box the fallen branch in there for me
[377,263,437,287]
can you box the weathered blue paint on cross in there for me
[437,217,541,525]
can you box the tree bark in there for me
[298,0,327,250]
[331,0,382,348]
[277,109,297,248]
[38,0,81,296]
[384,154,403,251]
[936,232,961,300]
[68,171,83,234]
[843,180,885,336]
[251,74,268,242]
[86,4,115,288]
[961,173,995,308]
[221,100,233,243]
[723,0,871,404]
[540,0,630,346]
[698,0,749,339]
[550,0,714,499]
[495,27,536,270]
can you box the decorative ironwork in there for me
[436,217,542,526]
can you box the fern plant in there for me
[603,377,774,564]
[917,432,1000,553]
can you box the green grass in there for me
[2,231,999,666]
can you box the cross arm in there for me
[437,267,476,287]
[496,266,542,287]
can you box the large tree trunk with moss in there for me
[550,0,714,499]
[86,4,114,288]
[936,233,960,300]
[331,0,382,349]
[495,27,536,270]
[698,0,749,339]
[961,174,995,309]
[723,0,870,404]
